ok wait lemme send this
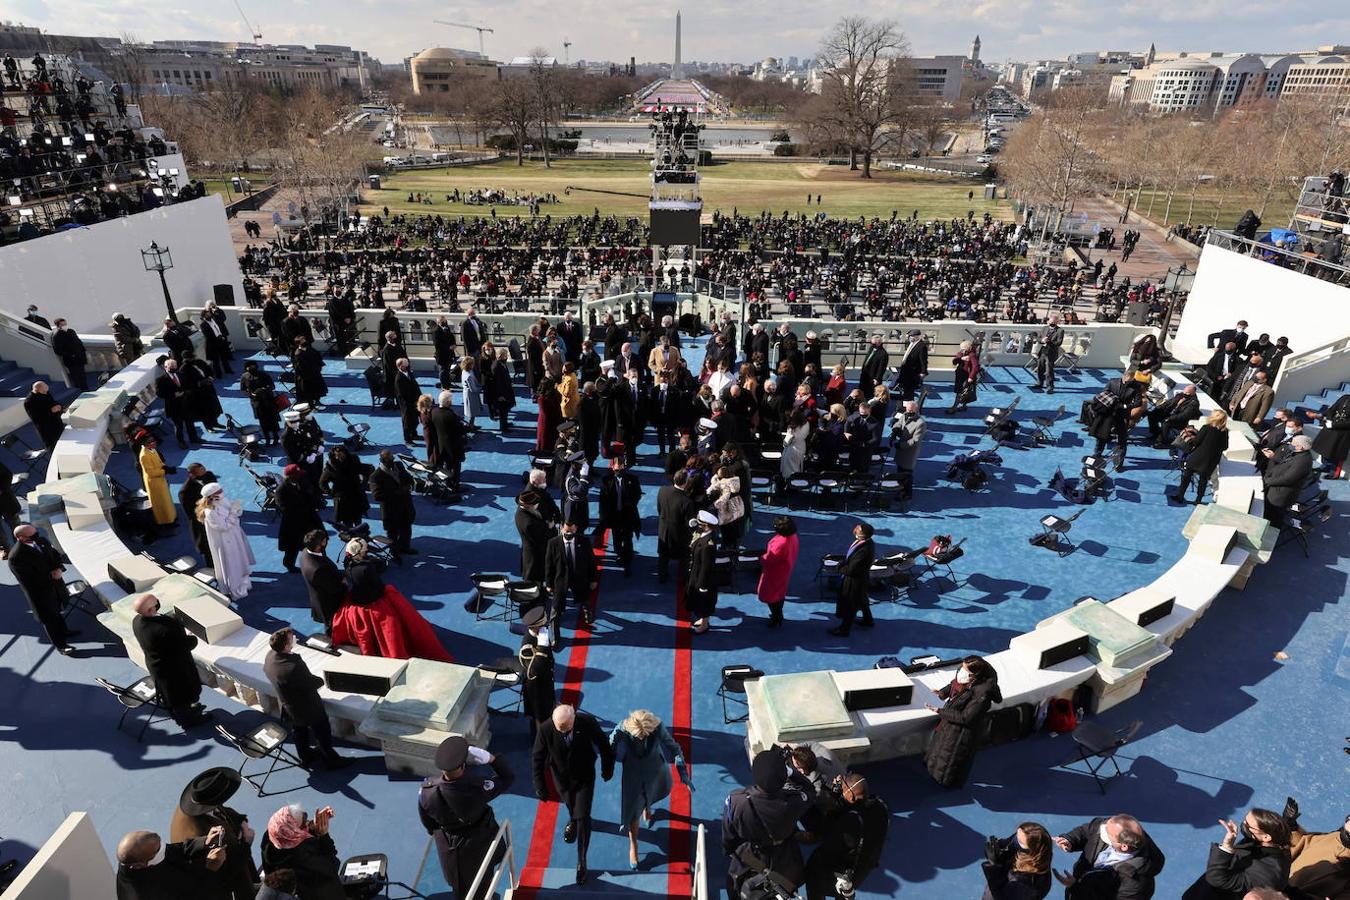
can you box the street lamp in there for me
[141,241,177,323]
[1157,263,1193,358]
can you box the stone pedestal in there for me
[1052,599,1172,713]
[359,659,495,776]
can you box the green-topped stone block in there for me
[1182,504,1277,564]
[110,573,221,624]
[1062,599,1162,669]
[64,389,129,429]
[373,659,481,729]
[757,670,854,743]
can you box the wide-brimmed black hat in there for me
[179,767,242,816]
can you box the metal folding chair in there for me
[718,665,764,724]
[96,675,170,741]
[62,579,101,619]
[1028,404,1067,446]
[215,720,306,797]
[1034,509,1086,555]
[468,573,511,620]
[919,538,968,592]
[339,852,429,899]
[1059,720,1143,793]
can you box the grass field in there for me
[360,158,1011,222]
[1122,187,1297,231]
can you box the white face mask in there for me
[956,668,972,685]
[147,842,166,867]
[1285,425,1296,435]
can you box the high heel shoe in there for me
[628,849,639,870]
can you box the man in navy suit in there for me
[829,522,876,636]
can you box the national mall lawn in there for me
[360,157,1014,222]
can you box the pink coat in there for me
[757,533,800,605]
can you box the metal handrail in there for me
[463,819,517,900]
[1205,228,1350,283]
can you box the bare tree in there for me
[491,77,537,165]
[529,49,559,167]
[1000,87,1103,240]
[813,16,912,177]
[264,88,367,224]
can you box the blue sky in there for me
[5,0,1350,67]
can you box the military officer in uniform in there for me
[418,736,515,900]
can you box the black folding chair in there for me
[1059,720,1143,793]
[919,538,968,592]
[62,579,101,619]
[339,852,429,899]
[1033,509,1086,555]
[216,720,306,797]
[96,675,170,741]
[1028,404,1067,446]
[719,665,764,724]
[468,573,511,619]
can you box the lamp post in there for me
[141,241,177,323]
[1157,262,1192,358]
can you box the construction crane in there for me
[431,20,494,56]
[563,38,572,65]
[233,0,263,43]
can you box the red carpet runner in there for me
[513,532,606,899]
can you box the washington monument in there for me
[673,10,683,79]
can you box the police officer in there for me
[803,773,889,900]
[722,747,815,899]
[418,736,515,900]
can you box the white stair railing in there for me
[465,818,518,900]
[692,823,708,900]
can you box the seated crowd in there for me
[232,211,1170,326]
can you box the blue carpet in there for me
[1,354,1345,899]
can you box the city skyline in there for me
[4,0,1350,68]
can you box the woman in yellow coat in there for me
[139,437,176,525]
[558,361,580,419]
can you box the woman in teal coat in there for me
[610,709,690,870]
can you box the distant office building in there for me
[498,55,558,80]
[907,55,967,100]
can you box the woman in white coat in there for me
[780,407,810,482]
[197,483,256,601]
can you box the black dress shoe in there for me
[563,820,577,843]
[576,863,588,884]
[827,626,850,637]
[57,645,76,656]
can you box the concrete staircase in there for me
[0,357,80,405]
[1298,379,1350,411]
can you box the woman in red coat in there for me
[757,516,800,628]
[535,376,562,453]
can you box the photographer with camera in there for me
[802,773,889,900]
[723,748,815,900]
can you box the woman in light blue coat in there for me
[611,709,690,870]
[460,357,483,424]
